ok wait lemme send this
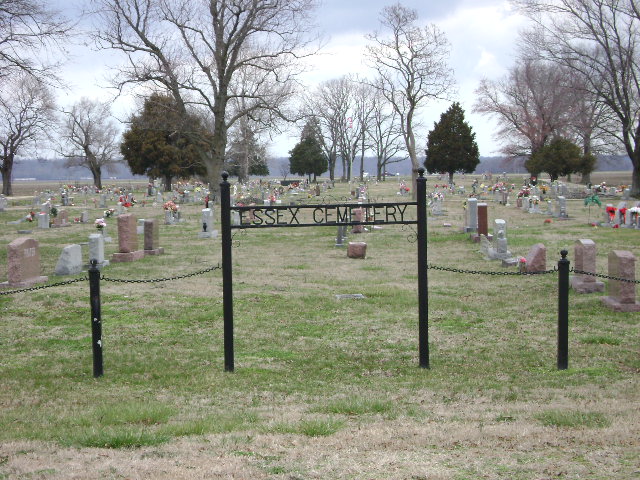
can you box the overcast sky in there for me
[54,0,528,158]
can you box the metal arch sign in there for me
[231,202,416,229]
[220,170,429,372]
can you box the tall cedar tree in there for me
[121,94,210,191]
[289,136,327,182]
[525,137,586,182]
[424,102,479,184]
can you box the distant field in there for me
[6,170,633,199]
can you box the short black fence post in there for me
[557,249,569,370]
[220,172,234,372]
[88,259,103,377]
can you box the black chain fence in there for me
[428,263,557,276]
[0,263,221,296]
[427,263,639,283]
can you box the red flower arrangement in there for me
[619,207,627,222]
[605,205,616,220]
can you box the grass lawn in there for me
[0,173,638,479]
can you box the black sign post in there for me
[416,170,429,368]
[220,169,429,371]
[220,172,234,372]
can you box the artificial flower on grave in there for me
[123,202,133,208]
[104,208,115,218]
[605,205,616,220]
[163,201,178,212]
[544,218,552,224]
[95,218,107,230]
[518,257,527,273]
[25,211,35,222]
[620,207,627,222]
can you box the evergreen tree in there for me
[424,102,479,183]
[121,94,210,191]
[289,136,327,182]
[525,137,583,182]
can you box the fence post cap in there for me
[560,249,568,259]
[221,171,229,182]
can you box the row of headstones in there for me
[479,234,638,312]
[0,215,165,288]
[515,195,567,218]
[601,201,640,228]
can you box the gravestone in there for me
[479,234,491,258]
[41,202,51,215]
[622,188,631,200]
[137,218,146,234]
[601,250,640,312]
[88,233,109,269]
[0,195,6,212]
[347,242,367,259]
[555,196,567,218]
[53,209,69,227]
[352,207,365,234]
[501,191,509,205]
[37,212,49,229]
[1,237,48,288]
[465,198,478,233]
[614,202,626,226]
[99,194,107,208]
[81,211,89,223]
[164,210,175,225]
[570,239,604,293]
[522,197,530,212]
[54,244,83,275]
[525,243,546,272]
[199,208,217,238]
[472,203,490,242]
[111,214,145,262]
[144,219,164,255]
[335,225,346,247]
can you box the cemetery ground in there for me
[0,174,638,479]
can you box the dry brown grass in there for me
[1,172,639,479]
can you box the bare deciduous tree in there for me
[92,0,318,196]
[0,72,56,195]
[474,58,575,160]
[59,98,122,190]
[0,0,72,82]
[365,3,455,194]
[368,80,405,181]
[513,0,640,194]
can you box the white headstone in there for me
[88,233,109,268]
[54,244,83,275]
[37,212,49,229]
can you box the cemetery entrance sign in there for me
[220,170,429,372]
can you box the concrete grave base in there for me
[570,276,605,293]
[601,296,640,312]
[0,276,48,289]
[501,258,518,267]
[144,248,165,256]
[198,230,218,239]
[347,242,367,259]
[111,250,145,263]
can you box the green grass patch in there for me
[535,410,611,428]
